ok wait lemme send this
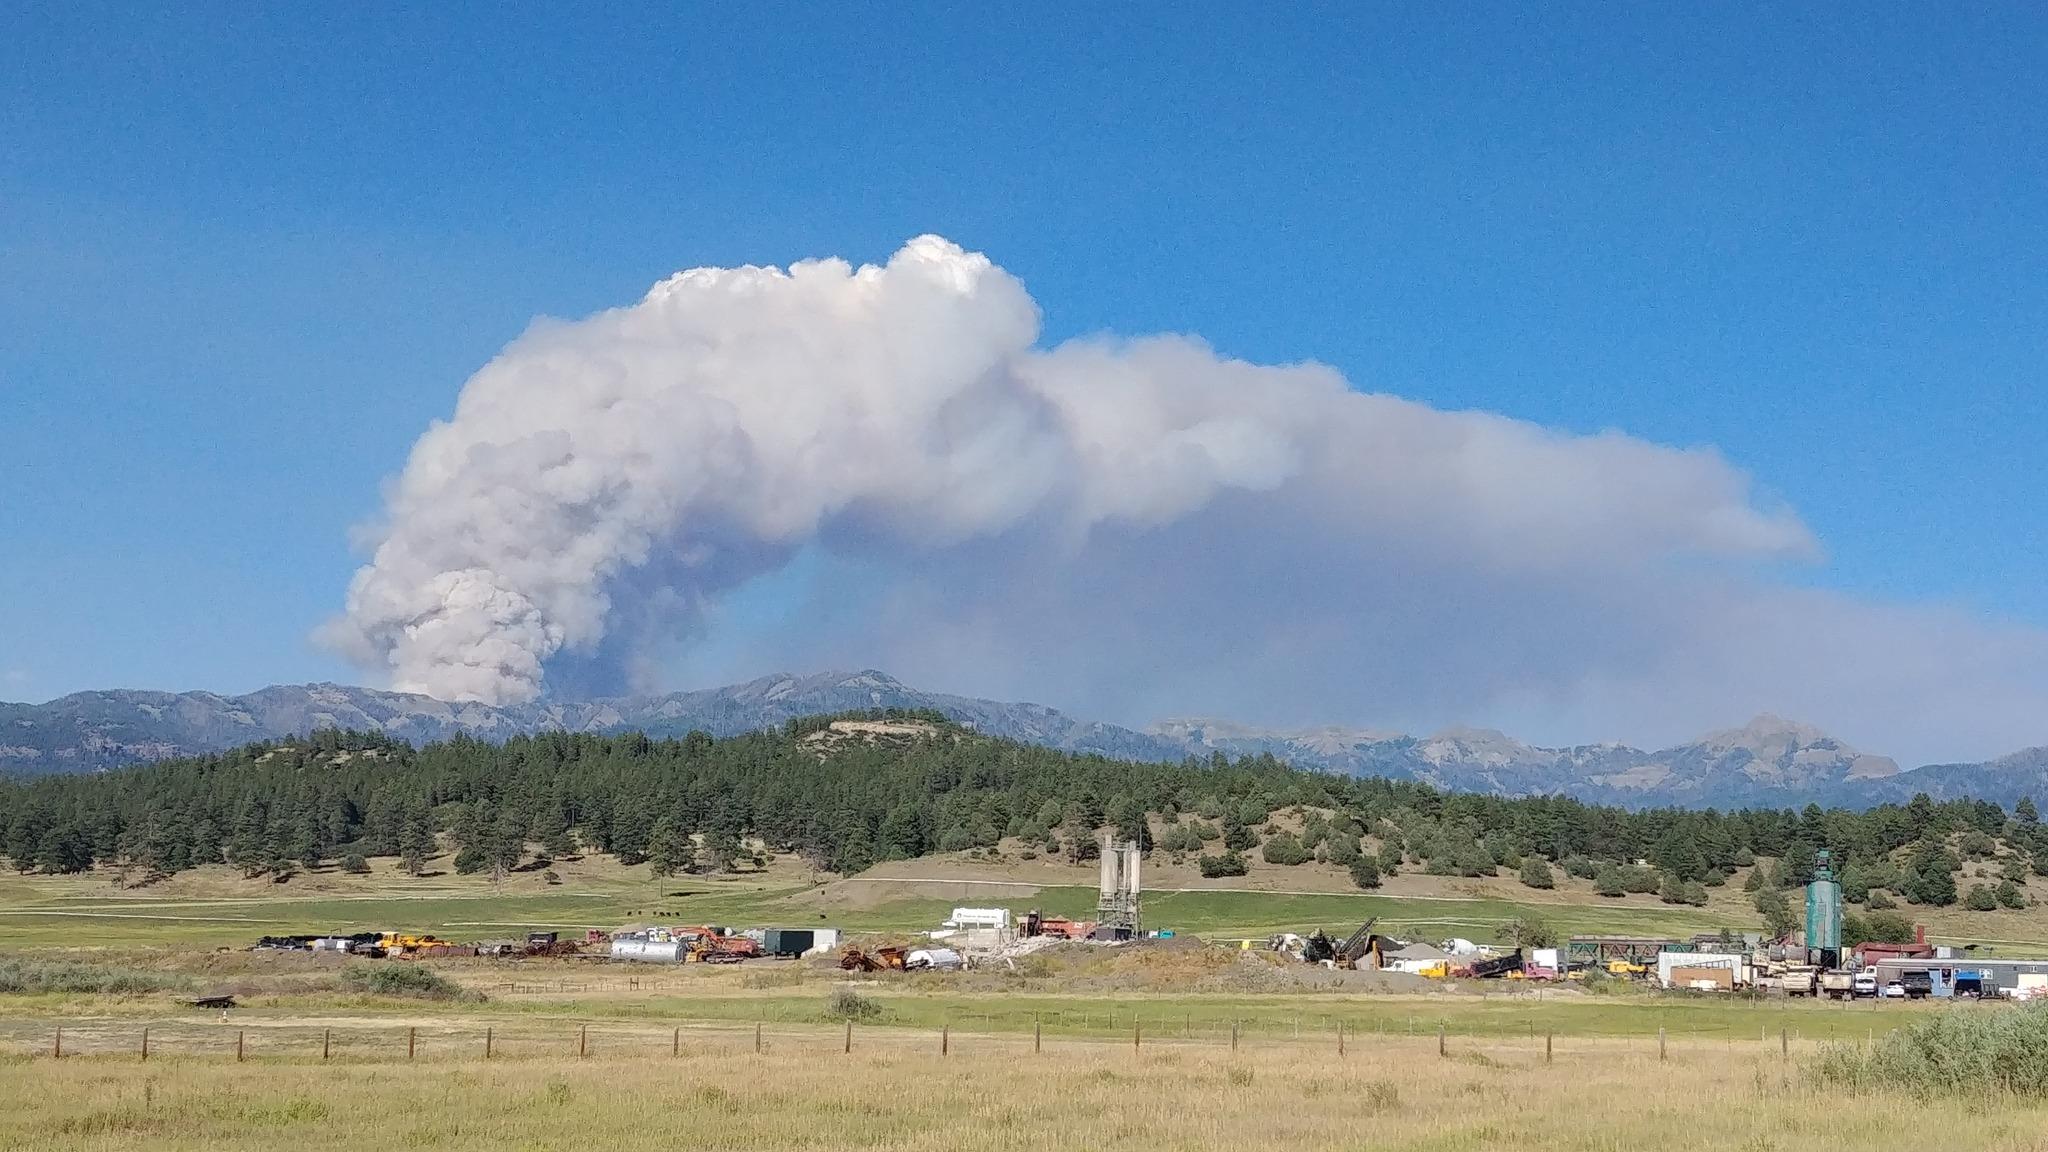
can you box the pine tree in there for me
[646,815,687,877]
[228,799,269,877]
[399,798,436,876]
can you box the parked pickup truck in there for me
[1852,972,1878,998]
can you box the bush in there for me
[824,986,882,1021]
[1518,856,1555,890]
[1498,916,1557,949]
[1865,889,1897,910]
[1260,833,1312,866]
[1198,851,1249,878]
[0,957,185,995]
[1997,880,2028,909]
[1964,884,1999,912]
[1562,855,1598,880]
[1816,1003,2048,1098]
[340,963,476,1001]
[1349,855,1380,890]
[341,853,371,875]
[1593,866,1626,898]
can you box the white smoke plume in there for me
[324,236,2048,762]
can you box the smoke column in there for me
[323,236,1811,706]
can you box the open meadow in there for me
[4,843,2048,1151]
[6,1023,2048,1152]
[8,846,2048,953]
[6,857,2048,1150]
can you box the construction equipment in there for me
[375,932,454,957]
[1604,958,1649,978]
[679,927,760,964]
[1460,949,1525,979]
[838,946,908,972]
[1021,910,1095,940]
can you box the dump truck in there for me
[1463,949,1525,979]
[1820,970,1855,1000]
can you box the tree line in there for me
[2,714,2041,933]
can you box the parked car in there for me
[1882,981,1907,999]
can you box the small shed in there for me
[1382,942,1451,974]
[1655,951,1750,990]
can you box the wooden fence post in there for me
[754,1022,762,1055]
[1545,1031,1553,1063]
[408,1027,416,1061]
[1338,1020,1345,1057]
[672,1027,679,1057]
[485,1027,493,1060]
[322,1028,331,1060]
[1035,1015,1043,1054]
[941,1024,950,1056]
[237,1029,245,1062]
[844,1019,852,1054]
[1780,1027,1788,1057]
[579,1024,587,1058]
[52,1027,61,1059]
[1231,1020,1239,1052]
[1438,1021,1447,1057]
[140,1027,149,1062]
[1658,1027,1667,1061]
[1133,1020,1141,1051]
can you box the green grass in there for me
[0,884,1737,950]
[5,866,2044,955]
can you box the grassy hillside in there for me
[7,842,2048,953]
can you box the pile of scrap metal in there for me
[837,944,963,972]
[254,932,387,956]
[839,945,908,972]
[522,931,584,957]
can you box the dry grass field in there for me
[4,1024,2046,1151]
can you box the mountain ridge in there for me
[4,672,2041,808]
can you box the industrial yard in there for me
[7,838,2048,1150]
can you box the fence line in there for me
[1,1015,1830,1067]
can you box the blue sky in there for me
[4,6,2046,756]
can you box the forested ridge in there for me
[3,713,2044,929]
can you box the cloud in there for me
[323,236,2048,764]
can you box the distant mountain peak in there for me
[0,674,2026,809]
[1701,713,1831,752]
